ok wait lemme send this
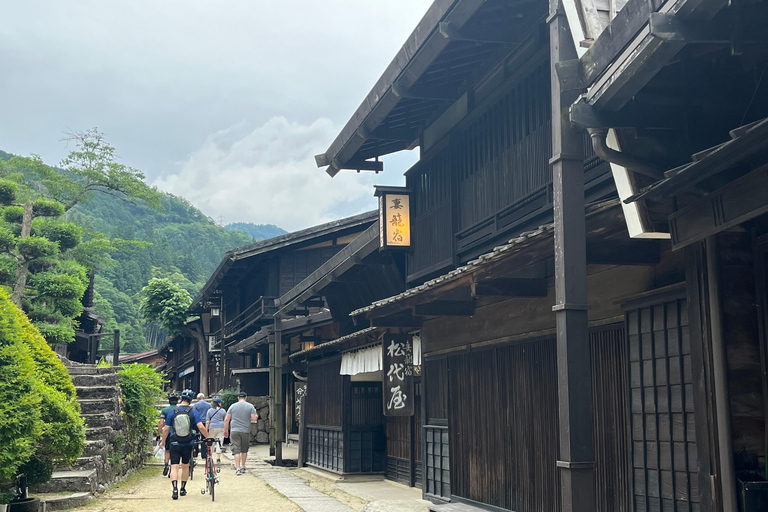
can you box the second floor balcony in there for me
[223,296,277,341]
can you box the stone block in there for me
[255,431,269,444]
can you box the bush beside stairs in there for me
[32,364,127,510]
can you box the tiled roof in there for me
[289,326,381,359]
[350,198,621,317]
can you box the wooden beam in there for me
[334,159,383,172]
[439,20,525,45]
[413,300,474,317]
[370,315,423,328]
[391,83,458,102]
[586,240,661,265]
[471,277,548,297]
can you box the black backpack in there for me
[171,406,194,443]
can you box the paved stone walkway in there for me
[249,460,356,512]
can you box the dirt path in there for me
[70,460,301,512]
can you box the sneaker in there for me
[179,488,187,497]
[236,468,244,476]
[172,489,178,500]
[163,464,169,477]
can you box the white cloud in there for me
[154,117,383,231]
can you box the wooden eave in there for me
[275,223,381,315]
[191,211,377,312]
[289,326,384,362]
[316,0,546,176]
[230,310,335,354]
[565,0,729,113]
[350,199,625,320]
[625,117,768,203]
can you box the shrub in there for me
[219,389,238,411]
[0,292,42,481]
[118,364,165,456]
[17,455,54,487]
[0,289,84,486]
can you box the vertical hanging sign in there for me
[382,333,414,416]
[374,186,411,250]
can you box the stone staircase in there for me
[33,365,126,509]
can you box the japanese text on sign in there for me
[382,334,414,416]
[382,194,410,247]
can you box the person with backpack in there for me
[160,389,210,500]
[157,392,180,476]
[205,397,226,465]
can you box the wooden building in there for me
[276,222,413,480]
[308,0,768,511]
[189,212,377,396]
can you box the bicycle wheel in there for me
[207,457,216,502]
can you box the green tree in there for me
[58,128,161,211]
[139,278,209,394]
[0,130,160,344]
[139,278,191,335]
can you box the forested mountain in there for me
[0,148,283,352]
[226,222,286,240]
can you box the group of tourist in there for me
[157,390,259,499]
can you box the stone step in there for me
[79,398,118,415]
[32,469,97,494]
[67,365,121,375]
[76,385,119,400]
[71,373,119,387]
[83,440,108,459]
[82,412,124,430]
[71,455,104,471]
[85,426,115,442]
[36,492,92,511]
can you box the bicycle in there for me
[197,437,220,501]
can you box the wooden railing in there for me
[223,297,276,339]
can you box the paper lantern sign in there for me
[375,186,411,250]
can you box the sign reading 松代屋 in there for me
[382,333,414,416]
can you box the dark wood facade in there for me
[309,0,768,510]
[189,212,376,395]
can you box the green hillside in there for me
[226,222,286,240]
[0,148,282,352]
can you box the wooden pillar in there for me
[274,328,284,465]
[548,2,595,511]
[112,330,120,367]
[706,237,737,511]
[268,332,276,456]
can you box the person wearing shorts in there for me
[223,392,258,475]
[205,397,226,464]
[160,389,209,499]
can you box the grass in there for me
[108,466,158,491]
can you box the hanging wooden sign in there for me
[382,333,414,416]
[374,186,411,250]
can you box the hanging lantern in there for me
[374,186,411,250]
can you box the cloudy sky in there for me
[0,1,431,231]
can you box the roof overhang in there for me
[351,199,624,320]
[276,223,381,315]
[563,0,729,115]
[316,0,547,177]
[289,326,385,361]
[192,211,377,311]
[230,310,336,354]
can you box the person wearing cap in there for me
[223,392,258,475]
[205,397,226,464]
